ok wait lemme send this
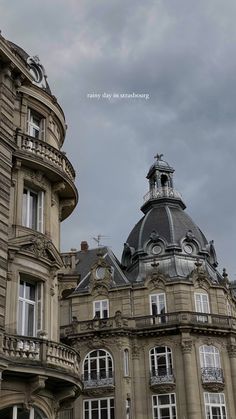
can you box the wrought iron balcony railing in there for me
[82,372,114,389]
[150,368,175,386]
[143,187,182,203]
[201,367,224,384]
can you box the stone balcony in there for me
[14,133,78,220]
[0,333,82,403]
[61,311,236,339]
[150,368,175,393]
[201,367,225,391]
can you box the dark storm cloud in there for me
[1,0,236,277]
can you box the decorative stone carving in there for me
[59,199,76,220]
[150,230,160,242]
[185,229,195,241]
[26,236,52,258]
[51,181,66,206]
[83,386,114,397]
[202,381,225,392]
[87,337,107,349]
[227,344,236,358]
[150,382,176,394]
[181,339,193,354]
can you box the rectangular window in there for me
[126,399,131,419]
[27,108,45,140]
[93,300,109,319]
[194,293,210,323]
[150,294,166,323]
[84,398,114,419]
[22,187,44,232]
[152,394,177,419]
[124,349,129,377]
[18,280,44,337]
[204,393,227,419]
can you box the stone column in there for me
[181,336,201,419]
[132,341,145,418]
[227,343,236,408]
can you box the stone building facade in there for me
[0,35,82,418]
[60,156,236,419]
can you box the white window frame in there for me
[18,279,44,337]
[150,346,173,377]
[83,397,114,419]
[204,393,227,419]
[194,292,210,322]
[124,348,130,377]
[200,345,221,369]
[12,405,47,419]
[150,293,166,323]
[93,299,109,319]
[152,393,177,419]
[27,108,45,140]
[83,349,113,382]
[226,300,232,317]
[22,187,44,233]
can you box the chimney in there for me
[81,241,89,252]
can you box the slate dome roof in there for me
[121,155,219,280]
[125,203,208,252]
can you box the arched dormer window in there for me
[199,345,223,384]
[149,346,173,381]
[83,349,114,388]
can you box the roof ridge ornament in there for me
[154,153,164,161]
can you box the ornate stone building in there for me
[60,156,236,419]
[0,35,82,418]
[1,33,236,419]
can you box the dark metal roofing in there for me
[73,246,129,294]
[126,203,208,251]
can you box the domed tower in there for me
[122,153,219,283]
[0,35,82,418]
[59,156,236,419]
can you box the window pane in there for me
[158,395,170,405]
[160,407,170,418]
[18,300,23,334]
[25,282,35,301]
[25,302,35,336]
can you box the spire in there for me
[141,154,186,213]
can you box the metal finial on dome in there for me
[154,153,164,161]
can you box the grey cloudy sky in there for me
[1,0,236,278]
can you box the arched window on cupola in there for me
[160,174,169,187]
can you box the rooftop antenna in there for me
[91,234,110,247]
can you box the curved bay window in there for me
[18,278,43,337]
[200,345,224,384]
[150,346,174,385]
[83,350,114,388]
[0,405,47,419]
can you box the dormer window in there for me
[27,108,45,140]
